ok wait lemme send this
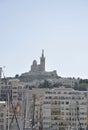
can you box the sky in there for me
[0,0,88,79]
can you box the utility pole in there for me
[32,94,36,130]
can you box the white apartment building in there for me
[42,87,87,130]
[0,101,6,130]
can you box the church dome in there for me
[33,60,37,66]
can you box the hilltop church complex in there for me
[19,50,79,87]
[21,50,57,77]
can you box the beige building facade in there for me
[0,101,7,130]
[42,87,87,130]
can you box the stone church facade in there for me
[21,50,57,77]
[31,50,45,74]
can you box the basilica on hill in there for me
[20,50,79,87]
[21,50,57,78]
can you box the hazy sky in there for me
[0,0,88,78]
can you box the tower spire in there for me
[42,49,44,57]
[40,49,45,72]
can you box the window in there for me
[0,113,3,117]
[0,119,4,122]
[66,101,69,104]
[62,102,64,104]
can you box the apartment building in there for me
[23,88,48,130]
[0,101,6,130]
[42,87,87,130]
[0,78,25,130]
[7,79,24,130]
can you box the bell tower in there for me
[40,50,45,72]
